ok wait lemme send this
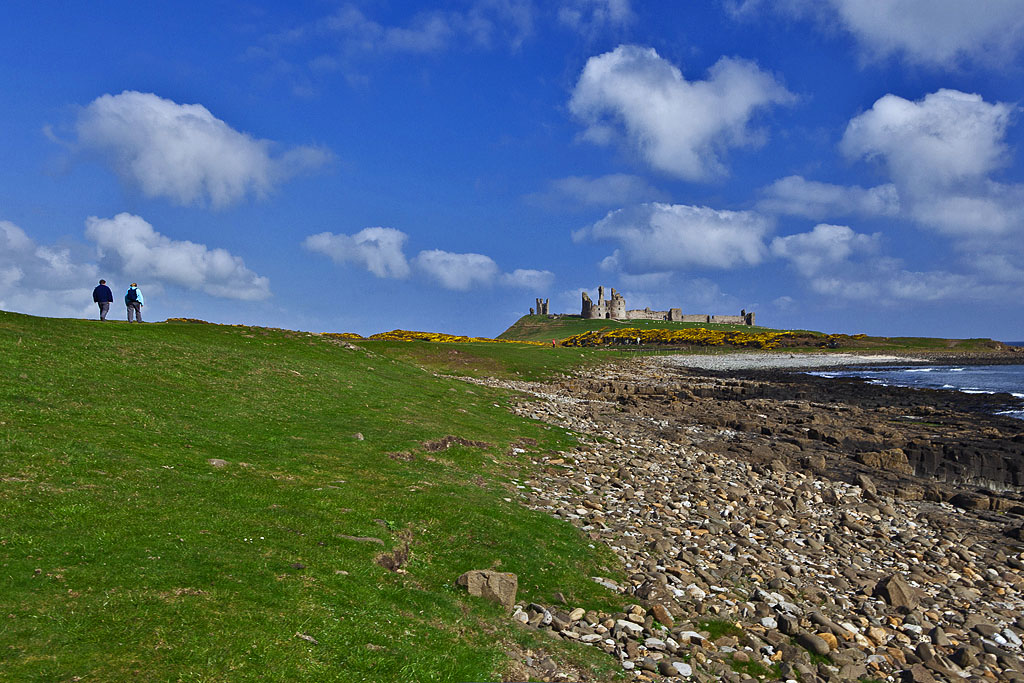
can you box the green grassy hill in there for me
[498,314,794,343]
[0,312,624,682]
[498,315,1012,353]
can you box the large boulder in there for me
[856,448,914,475]
[948,491,989,510]
[456,570,518,611]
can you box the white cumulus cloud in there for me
[841,89,1014,193]
[569,45,794,181]
[757,175,899,219]
[728,0,1024,68]
[501,268,555,291]
[304,227,553,291]
[769,223,1009,304]
[413,250,500,291]
[85,213,271,300]
[808,268,989,304]
[575,202,771,273]
[302,228,411,278]
[74,91,331,207]
[770,223,880,277]
[0,221,98,318]
[841,89,1024,243]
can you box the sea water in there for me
[808,364,1024,420]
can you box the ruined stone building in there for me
[577,286,755,325]
[580,286,626,320]
[529,298,549,315]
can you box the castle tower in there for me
[608,288,626,319]
[581,291,595,318]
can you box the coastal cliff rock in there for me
[554,362,1024,493]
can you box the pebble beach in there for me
[469,352,1024,682]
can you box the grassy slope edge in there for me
[497,314,788,343]
[0,312,625,682]
[498,314,1010,353]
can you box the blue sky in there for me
[2,1,1024,339]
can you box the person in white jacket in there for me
[125,283,145,323]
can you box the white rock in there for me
[685,584,707,600]
[671,661,692,677]
[645,637,666,650]
[1003,628,1023,649]
[616,619,644,635]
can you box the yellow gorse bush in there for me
[320,332,364,340]
[558,327,795,349]
[367,329,545,345]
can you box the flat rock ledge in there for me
[466,357,1024,683]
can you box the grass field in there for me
[0,312,626,682]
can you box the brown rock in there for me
[797,632,831,656]
[900,663,936,682]
[874,573,919,610]
[650,603,674,627]
[456,570,518,611]
[857,448,913,475]
[856,473,878,497]
[816,632,838,651]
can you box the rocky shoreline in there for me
[469,352,1024,682]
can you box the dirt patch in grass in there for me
[157,587,208,601]
[421,435,492,452]
[376,530,413,572]
[388,451,415,461]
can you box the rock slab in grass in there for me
[457,570,518,611]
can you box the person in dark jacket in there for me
[92,279,113,320]
[125,283,144,323]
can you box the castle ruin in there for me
[577,286,755,326]
[530,298,549,316]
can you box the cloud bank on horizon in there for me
[2,1,1023,338]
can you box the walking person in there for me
[125,283,144,323]
[92,279,113,320]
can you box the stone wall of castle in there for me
[573,288,755,325]
[624,307,683,321]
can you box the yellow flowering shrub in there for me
[558,327,796,349]
[367,329,545,346]
[320,332,364,340]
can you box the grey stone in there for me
[797,632,831,656]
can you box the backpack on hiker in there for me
[126,288,138,303]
